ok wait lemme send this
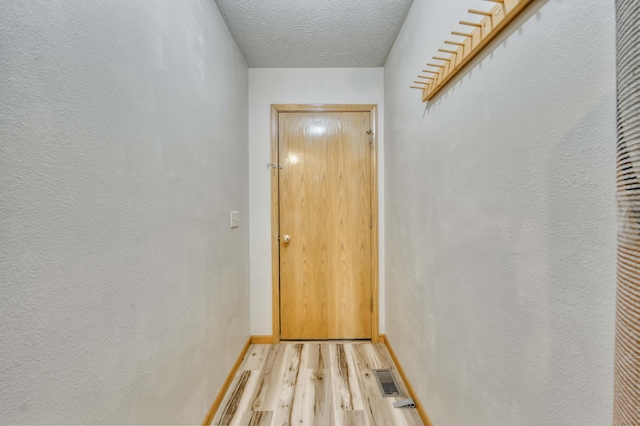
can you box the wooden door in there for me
[279,111,372,340]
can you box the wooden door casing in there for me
[270,104,379,343]
[269,104,380,343]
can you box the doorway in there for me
[270,104,379,343]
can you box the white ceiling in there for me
[214,0,414,68]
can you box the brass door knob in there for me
[282,235,291,244]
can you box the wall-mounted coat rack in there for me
[411,0,534,102]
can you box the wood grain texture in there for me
[279,111,372,339]
[241,344,271,371]
[299,344,333,424]
[271,104,379,342]
[369,105,379,344]
[215,371,253,426]
[202,337,252,426]
[329,344,364,411]
[250,344,287,412]
[238,411,273,426]
[270,344,304,426]
[208,342,423,426]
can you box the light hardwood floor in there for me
[211,342,423,426]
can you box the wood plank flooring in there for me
[211,342,423,426]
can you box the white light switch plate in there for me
[230,211,240,229]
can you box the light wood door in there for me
[279,111,372,340]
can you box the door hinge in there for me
[370,215,373,229]
[366,129,373,144]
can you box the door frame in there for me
[270,104,379,344]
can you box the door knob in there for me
[282,234,291,244]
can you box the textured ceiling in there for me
[214,0,414,68]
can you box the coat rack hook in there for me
[413,0,534,102]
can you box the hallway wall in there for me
[248,68,385,335]
[0,1,249,423]
[384,0,617,423]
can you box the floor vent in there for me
[373,369,403,397]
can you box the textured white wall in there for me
[0,1,249,423]
[384,0,616,423]
[248,68,385,335]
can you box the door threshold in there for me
[278,338,372,344]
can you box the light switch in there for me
[230,211,240,229]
